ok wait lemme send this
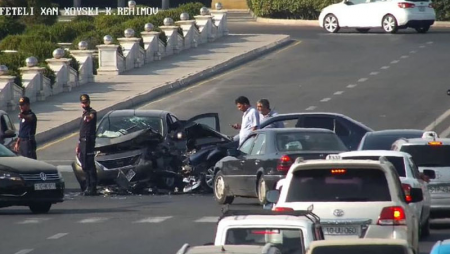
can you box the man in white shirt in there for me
[231,96,260,145]
[257,99,284,128]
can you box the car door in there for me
[338,0,369,27]
[242,133,267,195]
[0,113,17,149]
[185,113,220,132]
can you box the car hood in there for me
[184,122,232,142]
[0,157,58,173]
[95,128,163,152]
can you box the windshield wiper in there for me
[335,197,369,201]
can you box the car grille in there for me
[97,155,141,169]
[19,173,60,181]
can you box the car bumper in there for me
[322,224,408,241]
[0,180,65,206]
[396,11,436,27]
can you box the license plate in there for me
[429,186,450,193]
[324,226,359,235]
[125,169,136,181]
[34,183,56,190]
[419,6,425,11]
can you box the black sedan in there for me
[213,128,348,205]
[259,112,373,150]
[0,144,65,214]
[357,129,431,150]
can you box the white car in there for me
[318,0,436,34]
[305,239,416,254]
[336,150,431,238]
[265,158,422,253]
[176,244,282,254]
[214,209,324,253]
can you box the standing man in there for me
[256,99,284,128]
[76,94,98,196]
[231,96,260,145]
[14,97,37,159]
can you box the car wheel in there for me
[257,176,267,205]
[382,14,398,33]
[420,217,430,238]
[324,14,340,33]
[29,203,52,214]
[415,25,430,33]
[201,166,215,192]
[213,170,234,204]
[356,28,370,33]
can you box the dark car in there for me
[0,110,18,150]
[0,143,65,214]
[259,112,373,150]
[71,109,228,192]
[357,129,430,150]
[213,128,348,205]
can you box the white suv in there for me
[336,150,431,238]
[265,158,423,253]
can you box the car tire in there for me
[382,14,398,33]
[201,166,215,193]
[415,25,430,33]
[29,203,52,214]
[356,28,370,33]
[323,14,340,33]
[257,176,267,205]
[213,170,234,205]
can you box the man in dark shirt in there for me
[76,94,98,196]
[14,97,37,159]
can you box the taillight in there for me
[273,207,294,212]
[402,184,412,202]
[398,2,415,8]
[377,206,406,225]
[277,155,292,172]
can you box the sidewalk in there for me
[7,34,291,145]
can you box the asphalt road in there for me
[2,23,450,254]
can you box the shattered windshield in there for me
[96,115,164,138]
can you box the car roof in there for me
[308,238,410,248]
[395,137,450,145]
[178,244,277,254]
[106,109,169,118]
[339,150,410,158]
[218,209,318,226]
[365,129,424,136]
[291,159,391,173]
[0,110,7,115]
[256,127,335,134]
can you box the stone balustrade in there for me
[0,4,228,110]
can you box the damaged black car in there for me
[71,109,229,194]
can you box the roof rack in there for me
[219,205,320,224]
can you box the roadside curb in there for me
[255,17,450,27]
[35,34,292,145]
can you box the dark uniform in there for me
[78,94,98,195]
[17,97,37,159]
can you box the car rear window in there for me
[286,168,391,202]
[310,245,409,254]
[225,228,303,254]
[341,156,406,177]
[400,145,450,167]
[276,132,347,152]
[360,134,421,150]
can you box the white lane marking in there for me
[401,55,409,58]
[47,233,68,240]
[347,84,357,88]
[370,72,379,75]
[334,91,344,95]
[133,216,173,223]
[195,216,219,223]
[427,41,433,44]
[358,78,368,82]
[15,250,33,254]
[305,106,316,110]
[79,217,109,223]
[381,66,390,69]
[18,218,51,224]
[410,50,417,54]
[423,108,450,131]
[391,60,399,64]
[320,98,331,102]
[419,45,426,48]
[57,165,73,172]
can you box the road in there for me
[2,23,450,254]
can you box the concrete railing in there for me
[0,5,229,109]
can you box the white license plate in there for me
[419,6,425,11]
[34,183,56,190]
[429,186,450,193]
[324,226,359,235]
[126,169,136,181]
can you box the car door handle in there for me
[240,160,245,164]
[255,160,260,165]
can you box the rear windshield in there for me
[286,168,391,202]
[360,134,421,150]
[341,156,405,177]
[400,145,450,167]
[225,228,303,254]
[276,132,347,152]
[310,245,409,254]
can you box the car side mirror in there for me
[227,148,240,157]
[266,190,280,204]
[3,130,16,138]
[409,188,423,203]
[423,169,436,179]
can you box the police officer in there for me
[14,97,37,159]
[76,94,98,196]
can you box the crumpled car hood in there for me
[95,128,163,152]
